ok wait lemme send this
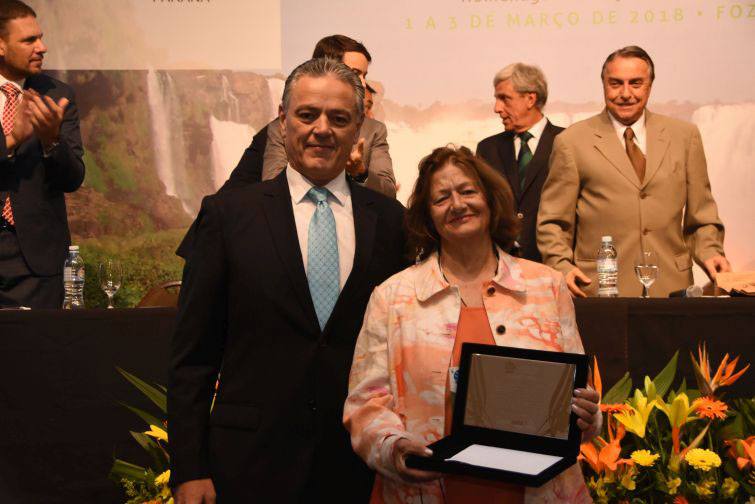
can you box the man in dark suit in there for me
[476,63,562,263]
[219,35,396,199]
[0,0,85,308]
[176,35,396,261]
[169,58,407,503]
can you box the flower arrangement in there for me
[109,368,173,504]
[579,343,754,502]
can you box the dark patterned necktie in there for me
[517,130,533,190]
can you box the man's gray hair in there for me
[493,63,548,110]
[281,57,365,120]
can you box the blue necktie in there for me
[306,187,340,330]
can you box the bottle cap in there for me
[69,245,79,251]
[601,235,612,242]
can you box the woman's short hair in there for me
[406,145,520,261]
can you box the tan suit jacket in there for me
[537,110,725,297]
[261,117,397,198]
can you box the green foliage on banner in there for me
[78,230,184,308]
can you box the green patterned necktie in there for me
[517,130,534,190]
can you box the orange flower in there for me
[725,436,755,472]
[673,497,689,504]
[601,403,630,414]
[690,343,749,396]
[693,396,728,420]
[579,418,633,474]
[589,357,629,414]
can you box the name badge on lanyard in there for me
[448,366,460,394]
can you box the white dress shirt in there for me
[609,110,647,155]
[286,166,355,290]
[514,114,548,158]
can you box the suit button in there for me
[496,325,506,335]
[308,400,316,411]
[640,192,647,199]
[517,212,524,219]
[486,286,496,297]
[643,228,649,235]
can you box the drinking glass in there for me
[634,250,658,298]
[99,260,123,309]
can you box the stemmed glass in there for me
[634,250,659,298]
[99,260,123,309]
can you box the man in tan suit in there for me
[537,46,729,297]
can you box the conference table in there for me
[0,298,753,502]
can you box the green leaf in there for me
[130,432,169,472]
[675,378,687,396]
[686,388,702,402]
[602,373,632,405]
[652,351,678,398]
[109,458,148,483]
[118,401,164,429]
[716,413,745,442]
[117,367,167,413]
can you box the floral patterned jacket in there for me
[344,249,592,503]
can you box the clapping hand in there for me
[346,137,366,179]
[6,98,33,150]
[24,89,68,149]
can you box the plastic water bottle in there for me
[63,245,85,309]
[597,236,618,298]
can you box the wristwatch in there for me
[42,140,60,157]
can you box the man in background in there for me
[222,34,396,198]
[0,0,84,308]
[537,46,729,297]
[476,63,562,262]
[169,58,406,503]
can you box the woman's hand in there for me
[572,387,602,442]
[391,438,442,483]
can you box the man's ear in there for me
[278,104,286,139]
[527,92,538,110]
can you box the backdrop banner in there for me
[27,0,754,304]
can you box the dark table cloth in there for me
[0,299,753,502]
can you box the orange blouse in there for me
[443,305,525,504]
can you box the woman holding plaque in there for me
[344,146,601,503]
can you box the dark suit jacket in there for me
[168,172,407,502]
[476,121,563,262]
[0,73,85,276]
[174,126,268,259]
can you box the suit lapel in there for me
[495,132,520,199]
[593,110,641,189]
[520,121,556,196]
[261,172,320,333]
[323,181,377,337]
[642,110,670,189]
